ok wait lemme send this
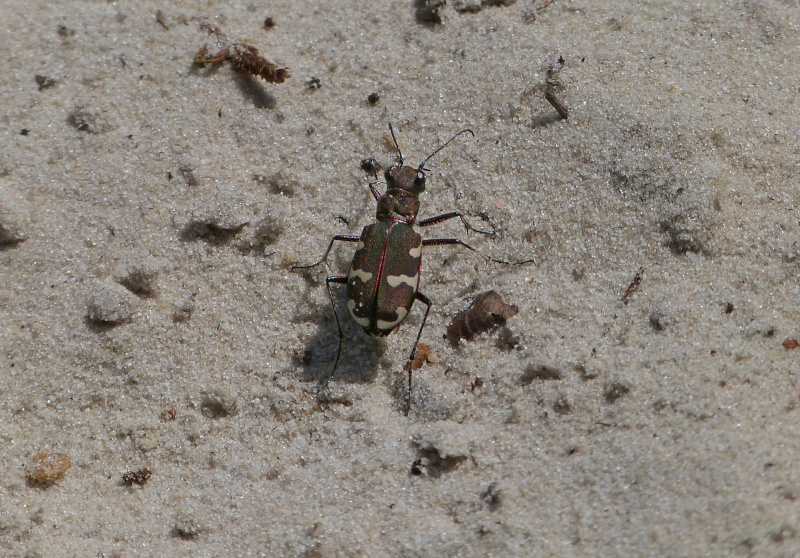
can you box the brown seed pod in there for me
[193,25,290,84]
[229,45,290,83]
[446,290,519,346]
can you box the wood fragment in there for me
[545,90,569,119]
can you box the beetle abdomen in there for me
[347,221,422,336]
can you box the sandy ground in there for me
[1,0,799,556]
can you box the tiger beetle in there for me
[292,124,534,414]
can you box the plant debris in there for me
[622,267,644,304]
[411,343,438,370]
[122,467,152,486]
[544,56,569,119]
[194,24,289,84]
[545,90,569,119]
[446,290,519,346]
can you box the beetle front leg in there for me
[402,291,432,416]
[423,238,536,265]
[322,275,349,390]
[368,181,382,201]
[417,211,496,236]
[290,235,361,270]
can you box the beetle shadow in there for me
[298,286,384,388]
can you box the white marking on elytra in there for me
[347,299,371,328]
[348,268,373,283]
[356,240,365,250]
[386,273,419,290]
[376,307,408,331]
[409,242,422,258]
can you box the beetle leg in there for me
[291,235,361,270]
[422,237,536,265]
[402,291,432,416]
[368,182,382,201]
[417,211,496,236]
[322,275,349,390]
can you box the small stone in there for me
[28,452,71,483]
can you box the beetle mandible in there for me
[292,124,534,413]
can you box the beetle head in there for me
[385,164,426,195]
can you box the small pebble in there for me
[28,452,71,483]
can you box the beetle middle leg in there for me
[291,235,361,393]
[402,291,432,416]
[417,211,496,236]
[423,237,536,265]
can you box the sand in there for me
[1,0,799,556]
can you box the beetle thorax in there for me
[376,189,420,224]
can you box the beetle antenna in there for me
[388,122,404,166]
[418,128,475,170]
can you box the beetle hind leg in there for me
[291,234,361,271]
[402,291,432,416]
[320,276,349,394]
